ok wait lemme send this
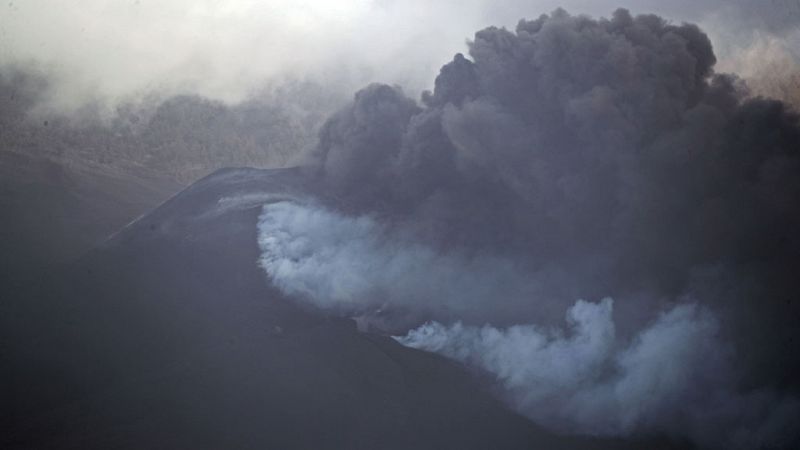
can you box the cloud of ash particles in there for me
[257,8,800,448]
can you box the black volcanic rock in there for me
[0,150,181,286]
[1,167,682,449]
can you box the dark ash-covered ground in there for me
[0,167,684,449]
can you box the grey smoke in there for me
[312,9,800,385]
[253,8,800,448]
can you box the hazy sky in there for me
[1,0,798,111]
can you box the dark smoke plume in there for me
[256,8,800,448]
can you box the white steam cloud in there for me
[257,200,552,325]
[397,300,799,449]
[257,200,800,448]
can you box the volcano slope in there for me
[0,167,680,449]
[0,150,182,287]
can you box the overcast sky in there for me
[1,0,798,111]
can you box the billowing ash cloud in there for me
[311,8,800,381]
[257,8,800,448]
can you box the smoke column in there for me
[256,8,800,448]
